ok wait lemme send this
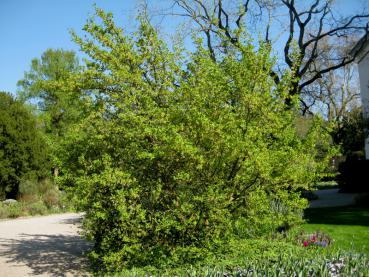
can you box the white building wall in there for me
[357,43,369,159]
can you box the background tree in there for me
[17,49,88,176]
[304,65,360,123]
[17,49,84,138]
[0,92,49,199]
[169,0,369,109]
[300,35,364,157]
[304,62,363,151]
[301,34,361,114]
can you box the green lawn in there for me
[302,206,369,256]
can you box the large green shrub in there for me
[58,9,332,271]
[0,92,49,199]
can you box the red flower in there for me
[303,241,309,247]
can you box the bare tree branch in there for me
[171,0,369,111]
[236,0,251,28]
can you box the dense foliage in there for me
[110,244,368,277]
[54,8,334,271]
[0,92,49,199]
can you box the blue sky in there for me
[0,0,366,95]
[0,0,153,95]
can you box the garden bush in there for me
[108,239,369,276]
[19,177,60,206]
[27,200,48,216]
[0,203,9,218]
[57,8,333,272]
[18,178,40,197]
[6,202,24,218]
[0,177,66,218]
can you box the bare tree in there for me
[302,36,361,121]
[171,0,369,108]
[305,64,360,122]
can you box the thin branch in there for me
[299,3,329,77]
[300,56,354,90]
[236,0,251,28]
[303,14,369,48]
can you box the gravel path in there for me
[0,213,92,276]
[309,189,360,208]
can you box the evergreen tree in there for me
[0,92,49,199]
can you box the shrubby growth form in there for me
[57,9,332,271]
[0,92,49,199]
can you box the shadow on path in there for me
[0,233,92,276]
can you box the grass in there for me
[302,205,369,256]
